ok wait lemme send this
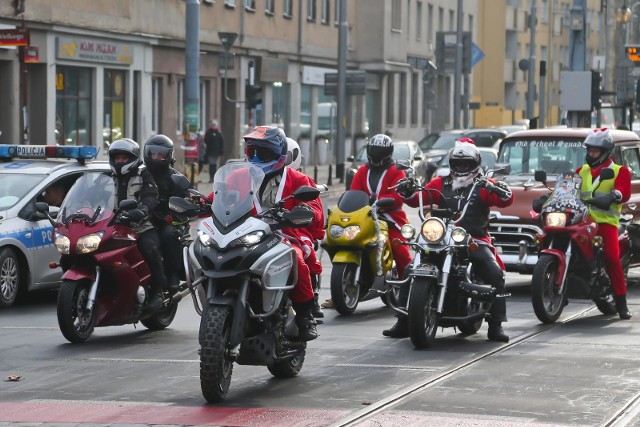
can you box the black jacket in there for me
[204,128,224,157]
[149,166,190,226]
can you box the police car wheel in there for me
[0,248,21,308]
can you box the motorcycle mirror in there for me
[396,159,411,171]
[171,173,192,190]
[492,162,512,175]
[119,199,138,211]
[168,196,199,216]
[532,197,546,213]
[292,185,320,202]
[600,167,615,181]
[534,170,547,183]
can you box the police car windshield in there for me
[0,174,45,210]
[60,172,116,222]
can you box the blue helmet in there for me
[243,126,287,175]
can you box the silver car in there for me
[0,145,110,307]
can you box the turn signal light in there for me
[468,241,479,252]
[534,234,543,245]
[391,238,403,248]
[48,262,58,269]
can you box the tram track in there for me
[329,304,617,427]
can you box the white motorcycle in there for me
[170,162,319,403]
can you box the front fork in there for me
[86,266,101,311]
[436,252,452,314]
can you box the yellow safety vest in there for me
[579,164,622,226]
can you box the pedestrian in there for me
[204,120,224,183]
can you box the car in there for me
[422,128,507,181]
[488,128,640,274]
[345,140,428,189]
[0,145,111,307]
[431,147,498,180]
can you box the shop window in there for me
[151,77,162,135]
[55,66,93,146]
[103,70,126,150]
[272,82,290,135]
[284,0,292,17]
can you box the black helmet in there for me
[366,134,394,167]
[583,128,614,167]
[109,138,142,176]
[143,134,175,171]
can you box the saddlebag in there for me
[456,281,496,302]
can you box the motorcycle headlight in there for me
[198,230,216,247]
[329,224,345,238]
[343,225,361,240]
[451,227,467,243]
[76,232,104,254]
[421,217,445,243]
[55,233,70,254]
[545,212,567,227]
[401,224,415,240]
[229,230,266,248]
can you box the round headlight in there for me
[55,233,70,254]
[401,224,415,240]
[451,227,467,243]
[545,212,567,227]
[421,218,445,243]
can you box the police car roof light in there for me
[0,145,98,163]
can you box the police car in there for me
[0,145,110,307]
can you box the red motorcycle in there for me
[530,168,630,323]
[40,172,188,343]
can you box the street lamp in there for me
[218,31,239,102]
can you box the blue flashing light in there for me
[0,145,98,162]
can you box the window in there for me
[224,0,236,7]
[151,77,162,134]
[334,0,339,24]
[103,69,126,150]
[411,72,418,125]
[621,147,640,179]
[265,0,274,14]
[307,0,316,21]
[416,1,423,40]
[55,66,93,147]
[399,72,407,125]
[245,0,255,10]
[176,79,184,134]
[321,0,330,24]
[272,82,290,135]
[391,0,401,31]
[427,4,433,43]
[386,74,395,125]
[284,0,292,17]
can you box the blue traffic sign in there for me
[471,43,485,68]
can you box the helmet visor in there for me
[246,145,279,163]
[450,159,477,173]
[145,145,171,161]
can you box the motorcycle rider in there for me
[576,128,632,319]
[396,137,514,342]
[109,138,167,312]
[243,126,324,341]
[142,134,190,293]
[286,137,325,319]
[349,134,414,337]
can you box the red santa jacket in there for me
[350,163,409,231]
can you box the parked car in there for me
[489,128,640,274]
[418,129,464,152]
[345,140,428,189]
[422,128,507,181]
[0,145,111,307]
[432,147,498,180]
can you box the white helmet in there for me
[286,137,302,171]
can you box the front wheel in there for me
[330,262,360,315]
[200,305,234,403]
[57,279,96,343]
[268,349,306,378]
[407,278,439,349]
[531,254,565,324]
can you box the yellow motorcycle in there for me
[322,190,397,315]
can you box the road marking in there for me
[336,363,440,371]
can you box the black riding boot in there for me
[487,321,509,342]
[310,275,324,319]
[293,300,319,341]
[382,283,409,338]
[146,286,164,313]
[615,295,632,320]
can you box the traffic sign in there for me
[470,43,485,68]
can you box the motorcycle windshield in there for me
[541,173,588,220]
[337,190,370,213]
[211,162,265,227]
[59,172,117,223]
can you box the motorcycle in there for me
[41,172,193,343]
[387,166,510,349]
[322,189,397,315]
[530,168,631,323]
[168,162,320,403]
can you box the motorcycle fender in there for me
[540,248,567,286]
[331,250,361,265]
[206,293,247,349]
[62,267,96,282]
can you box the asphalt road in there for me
[2,196,640,427]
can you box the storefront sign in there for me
[56,36,134,65]
[261,57,289,82]
[302,66,335,86]
[0,28,29,46]
[24,46,39,63]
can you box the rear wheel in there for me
[531,254,565,324]
[407,278,438,349]
[268,348,306,378]
[141,293,178,330]
[57,279,96,343]
[330,262,360,315]
[457,300,484,335]
[0,248,21,308]
[200,306,234,403]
